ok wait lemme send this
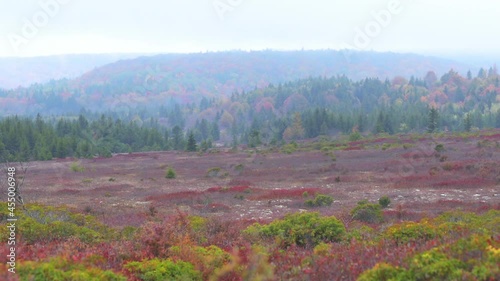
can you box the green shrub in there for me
[435,143,445,152]
[19,257,126,281]
[70,162,85,172]
[0,204,115,244]
[385,220,440,245]
[360,233,500,281]
[378,196,391,208]
[165,167,176,179]
[348,131,362,142]
[281,142,299,154]
[234,164,245,172]
[409,249,465,280]
[351,201,383,223]
[169,245,230,277]
[206,167,221,177]
[243,212,345,247]
[304,194,334,207]
[124,259,202,281]
[357,263,405,281]
[82,178,93,184]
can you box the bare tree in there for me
[2,158,30,211]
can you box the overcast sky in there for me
[1,0,499,58]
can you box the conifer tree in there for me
[186,132,197,152]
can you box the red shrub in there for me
[207,186,223,192]
[206,185,253,193]
[250,187,321,200]
[434,177,493,188]
[192,203,231,213]
[145,191,201,202]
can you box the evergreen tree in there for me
[375,112,385,134]
[211,122,220,141]
[172,126,184,150]
[186,132,197,152]
[427,107,439,133]
[464,113,472,132]
[283,112,305,140]
[248,129,262,148]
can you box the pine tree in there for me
[427,107,439,133]
[172,126,184,150]
[248,129,262,148]
[284,112,305,140]
[464,113,472,132]
[186,132,197,152]
[375,112,385,134]
[211,122,220,141]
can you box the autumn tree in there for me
[283,112,305,140]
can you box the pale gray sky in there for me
[1,0,499,58]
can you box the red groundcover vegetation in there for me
[1,131,499,280]
[0,202,498,280]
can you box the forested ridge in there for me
[1,66,499,162]
[0,50,470,116]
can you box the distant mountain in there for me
[75,50,471,96]
[0,53,144,89]
[0,50,482,115]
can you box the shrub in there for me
[304,194,334,208]
[384,220,440,245]
[435,143,445,152]
[351,201,383,223]
[169,245,231,279]
[124,259,202,281]
[19,257,126,281]
[82,178,93,184]
[206,167,221,177]
[357,263,405,281]
[409,249,464,280]
[70,162,85,172]
[234,164,245,173]
[0,204,115,244]
[165,167,176,179]
[378,196,391,208]
[243,212,345,247]
[349,131,362,142]
[282,142,298,154]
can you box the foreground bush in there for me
[378,196,391,208]
[351,201,383,223]
[124,259,202,281]
[169,245,230,279]
[244,212,345,247]
[19,257,126,281]
[0,204,115,244]
[359,234,500,281]
[165,167,176,179]
[304,194,334,207]
[384,219,441,245]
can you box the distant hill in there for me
[75,50,471,96]
[0,50,480,115]
[0,53,144,89]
